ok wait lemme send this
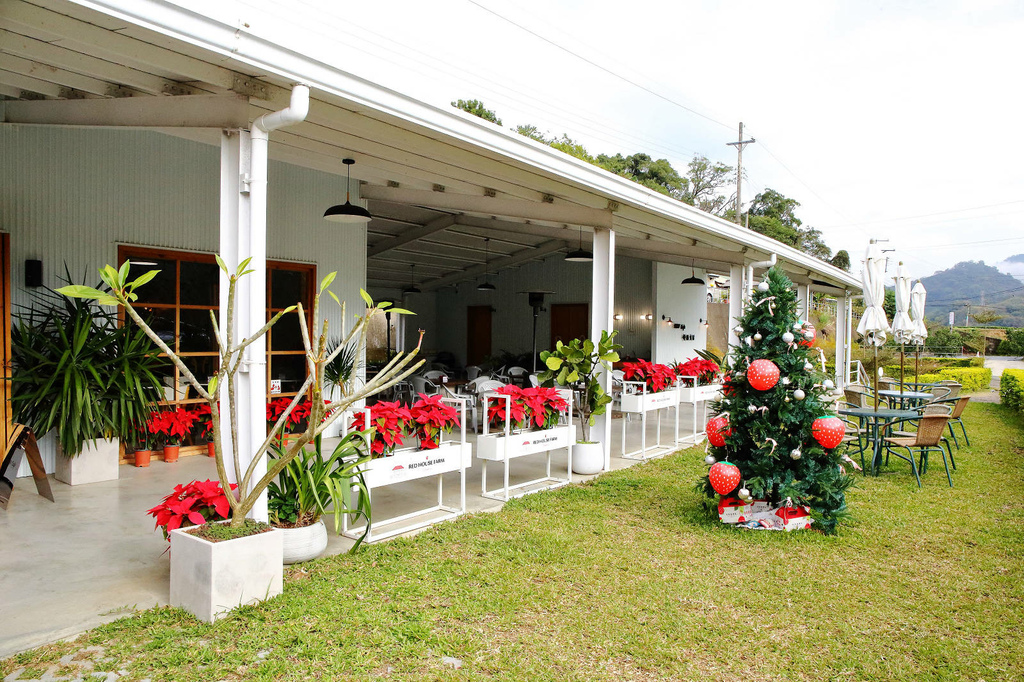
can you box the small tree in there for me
[59,259,424,528]
[537,331,621,443]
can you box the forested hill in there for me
[922,260,1024,327]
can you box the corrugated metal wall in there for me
[1,125,365,476]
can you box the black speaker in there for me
[25,260,43,287]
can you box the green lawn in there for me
[5,403,1024,681]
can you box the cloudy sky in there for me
[222,0,1024,279]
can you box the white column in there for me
[728,263,744,350]
[220,128,269,521]
[797,283,810,320]
[590,227,615,471]
[835,291,849,389]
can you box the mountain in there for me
[922,260,1024,327]
[996,253,1024,282]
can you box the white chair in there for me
[465,365,482,381]
[441,384,478,432]
[475,379,505,394]
[491,365,509,382]
[528,374,540,388]
[424,369,448,384]
[409,375,440,398]
[508,366,529,387]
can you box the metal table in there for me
[838,407,918,474]
[878,389,933,410]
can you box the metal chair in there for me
[837,401,869,469]
[883,414,954,488]
[935,396,970,449]
[928,384,952,402]
[936,380,961,399]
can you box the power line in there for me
[901,236,1024,251]
[819,199,1024,229]
[465,0,735,131]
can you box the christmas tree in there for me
[699,266,854,534]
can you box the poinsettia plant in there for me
[150,406,198,446]
[487,385,528,430]
[673,357,720,386]
[622,359,677,393]
[410,393,460,449]
[192,403,213,442]
[147,479,238,541]
[350,400,413,457]
[520,386,568,429]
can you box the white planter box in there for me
[678,384,722,403]
[620,388,678,413]
[476,424,573,462]
[55,437,119,486]
[358,441,472,489]
[169,522,283,622]
[572,441,604,475]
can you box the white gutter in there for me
[746,253,777,298]
[72,0,859,291]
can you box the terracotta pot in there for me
[163,445,180,463]
[206,441,216,458]
[134,449,153,468]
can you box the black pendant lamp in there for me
[402,264,421,295]
[477,238,497,291]
[324,158,372,224]
[564,225,593,262]
[682,259,705,285]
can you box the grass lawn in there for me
[4,402,1023,681]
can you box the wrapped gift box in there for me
[775,505,813,532]
[718,496,751,524]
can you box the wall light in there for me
[613,313,624,321]
[642,314,653,321]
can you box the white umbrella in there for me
[910,280,928,382]
[856,242,891,409]
[892,263,914,393]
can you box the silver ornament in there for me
[747,404,757,413]
[785,397,791,402]
[733,326,744,336]
[790,448,802,460]
[782,332,795,344]
[781,377,791,385]
[753,332,762,341]
[739,487,751,499]
[823,379,835,390]
[804,362,813,371]
[705,454,716,465]
[793,322,802,330]
[803,330,815,340]
[757,281,769,292]
[793,389,806,401]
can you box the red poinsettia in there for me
[351,400,413,457]
[192,403,213,441]
[147,479,238,541]
[520,386,569,429]
[622,359,677,393]
[487,385,528,430]
[148,407,197,446]
[410,393,461,449]
[673,358,720,387]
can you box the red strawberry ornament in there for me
[708,461,741,495]
[812,416,845,449]
[706,415,732,447]
[747,359,780,391]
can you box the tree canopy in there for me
[451,99,502,125]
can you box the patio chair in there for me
[837,401,869,469]
[936,380,961,399]
[528,373,540,388]
[465,365,482,381]
[424,369,448,384]
[409,374,440,398]
[507,366,530,386]
[390,380,413,404]
[928,385,952,402]
[934,396,970,449]
[844,386,868,409]
[882,414,954,488]
[441,384,478,432]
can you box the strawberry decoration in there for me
[811,416,845,449]
[708,461,741,495]
[747,359,780,391]
[706,415,732,447]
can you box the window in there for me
[118,246,315,405]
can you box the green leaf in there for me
[208,376,218,394]
[215,254,229,274]
[56,285,109,300]
[388,308,415,315]
[129,269,159,290]
[328,290,341,306]
[236,257,253,277]
[319,272,337,293]
[545,356,563,371]
[360,289,373,307]
[117,261,131,286]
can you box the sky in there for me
[208,0,1024,280]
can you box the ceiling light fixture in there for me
[402,264,421,295]
[477,237,497,291]
[681,259,705,285]
[323,158,372,224]
[564,225,593,262]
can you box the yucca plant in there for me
[323,337,360,398]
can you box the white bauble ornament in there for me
[793,322,803,330]
[705,454,716,465]
[804,361,813,371]
[793,389,806,401]
[738,487,751,499]
[784,397,791,402]
[757,281,770,292]
[823,379,835,390]
[803,330,815,340]
[747,405,757,413]
[790,448,802,460]
[753,333,762,341]
[733,326,744,336]
[782,332,795,344]
[781,377,791,385]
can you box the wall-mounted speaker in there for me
[25,260,43,287]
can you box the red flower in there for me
[147,407,198,446]
[623,359,677,393]
[351,400,413,457]
[410,393,461,448]
[147,479,238,541]
[487,385,528,430]
[673,358,720,386]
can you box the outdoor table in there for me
[878,389,933,410]
[837,407,918,475]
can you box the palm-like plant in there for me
[323,337,360,398]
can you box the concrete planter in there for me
[572,441,604,475]
[55,437,119,485]
[169,522,283,622]
[279,519,328,564]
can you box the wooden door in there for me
[466,305,492,366]
[550,303,588,349]
[0,234,11,454]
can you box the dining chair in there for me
[409,374,440,398]
[837,401,869,469]
[465,365,482,381]
[928,385,952,402]
[936,380,961,399]
[844,386,868,408]
[934,396,970,450]
[507,366,530,386]
[528,374,540,388]
[424,369,448,383]
[883,414,954,488]
[441,384,477,432]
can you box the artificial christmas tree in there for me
[699,266,854,534]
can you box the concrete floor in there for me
[0,408,705,659]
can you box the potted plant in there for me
[409,393,460,449]
[132,417,158,468]
[538,331,622,474]
[351,400,414,457]
[148,479,238,540]
[485,385,528,432]
[673,355,722,403]
[193,404,215,457]
[150,406,197,462]
[11,278,165,485]
[267,432,374,563]
[60,260,424,621]
[620,358,679,412]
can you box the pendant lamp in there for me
[324,158,372,224]
[564,225,593,262]
[681,259,705,285]
[402,264,421,295]
[477,238,497,291]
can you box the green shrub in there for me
[1001,369,1024,412]
[916,373,942,385]
[937,367,992,393]
[996,329,1024,356]
[968,357,986,367]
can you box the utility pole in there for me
[726,122,756,224]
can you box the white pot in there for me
[572,442,604,475]
[169,522,283,622]
[280,519,328,564]
[55,437,119,485]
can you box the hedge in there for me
[882,367,992,392]
[1001,369,1024,413]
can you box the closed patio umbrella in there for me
[891,263,915,394]
[856,241,891,410]
[910,280,928,382]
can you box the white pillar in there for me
[590,227,615,471]
[797,283,810,320]
[728,263,744,351]
[835,291,849,389]
[220,128,269,521]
